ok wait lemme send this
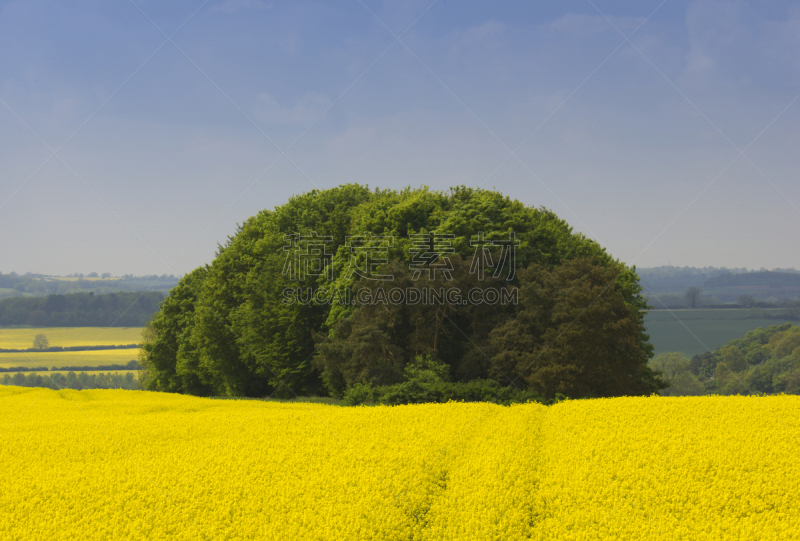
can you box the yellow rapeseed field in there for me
[1,388,798,540]
[0,327,143,349]
[0,349,139,370]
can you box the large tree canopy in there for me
[140,184,662,399]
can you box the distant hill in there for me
[703,271,800,288]
[637,266,800,305]
[0,273,179,300]
[638,266,752,290]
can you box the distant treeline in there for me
[0,344,139,353]
[638,266,799,291]
[1,371,138,390]
[704,271,800,288]
[0,361,140,373]
[0,291,163,327]
[0,272,179,299]
[647,296,800,311]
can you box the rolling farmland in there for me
[0,349,139,370]
[0,388,797,540]
[643,309,796,357]
[0,327,142,373]
[0,327,142,349]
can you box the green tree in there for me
[684,286,702,308]
[715,346,749,394]
[738,294,756,307]
[666,371,705,396]
[313,302,405,397]
[139,267,213,395]
[27,310,49,326]
[489,258,664,399]
[649,352,704,396]
[768,326,800,359]
[313,255,488,395]
[140,185,654,398]
[33,333,49,350]
[649,352,691,381]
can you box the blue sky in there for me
[1,0,798,276]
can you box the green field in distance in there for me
[644,309,796,357]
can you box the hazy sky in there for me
[1,0,799,276]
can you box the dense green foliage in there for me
[341,354,549,406]
[692,323,800,395]
[140,184,662,400]
[0,291,163,327]
[650,323,800,395]
[648,352,706,396]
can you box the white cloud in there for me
[253,92,332,125]
[679,0,800,87]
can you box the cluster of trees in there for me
[341,355,552,406]
[0,291,164,327]
[650,323,800,395]
[140,184,664,402]
[1,371,138,390]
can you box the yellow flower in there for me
[0,388,798,539]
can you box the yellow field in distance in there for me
[0,391,798,540]
[0,327,143,349]
[0,349,139,370]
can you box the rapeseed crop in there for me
[0,349,139,370]
[0,327,143,349]
[1,388,798,540]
